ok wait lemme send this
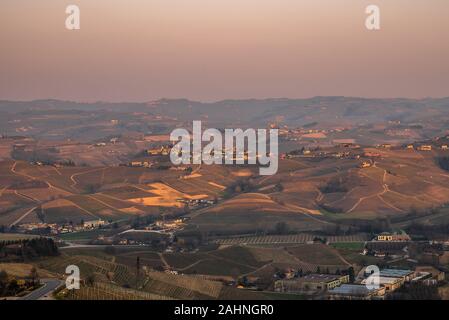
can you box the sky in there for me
[1,0,448,102]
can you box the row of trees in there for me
[437,156,449,172]
[387,283,441,300]
[406,222,449,239]
[0,238,59,261]
[222,179,256,199]
[11,149,60,164]
[319,176,350,194]
[0,267,40,297]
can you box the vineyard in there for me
[67,282,173,300]
[33,244,360,300]
[37,254,141,288]
[214,233,370,245]
[143,271,223,299]
[143,278,198,299]
[39,255,115,274]
[37,253,229,300]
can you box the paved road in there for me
[9,206,37,227]
[21,279,63,300]
[60,242,152,249]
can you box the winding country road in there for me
[10,161,72,195]
[20,279,64,300]
[70,168,105,189]
[9,206,37,227]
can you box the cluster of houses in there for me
[274,273,350,294]
[278,127,349,142]
[18,219,107,235]
[362,231,449,270]
[271,231,448,299]
[414,242,449,266]
[360,160,373,168]
[379,142,449,152]
[92,138,120,147]
[177,198,216,208]
[125,161,153,168]
[29,161,73,168]
[147,218,186,233]
[146,145,171,156]
[284,149,362,160]
[361,231,411,258]
[283,139,448,168]
[120,145,173,168]
[375,231,411,242]
[12,143,27,152]
[406,143,448,151]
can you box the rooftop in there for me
[329,284,376,296]
[378,230,408,236]
[415,266,442,275]
[301,274,342,283]
[362,276,402,285]
[379,269,413,278]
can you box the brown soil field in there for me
[128,182,208,208]
[0,263,55,278]
[43,206,97,224]
[191,193,328,234]
[0,233,38,241]
[302,132,327,139]
[285,244,350,266]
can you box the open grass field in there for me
[182,259,256,277]
[191,211,326,235]
[0,205,40,226]
[240,244,354,278]
[128,182,208,208]
[209,246,265,268]
[0,233,39,241]
[330,242,366,250]
[167,246,268,277]
[58,229,108,241]
[164,252,209,270]
[285,244,350,266]
[334,248,382,267]
[0,263,55,278]
[43,206,95,224]
[190,192,329,234]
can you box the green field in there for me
[58,229,107,241]
[330,242,366,250]
[0,233,39,241]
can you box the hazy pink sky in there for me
[1,0,448,102]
